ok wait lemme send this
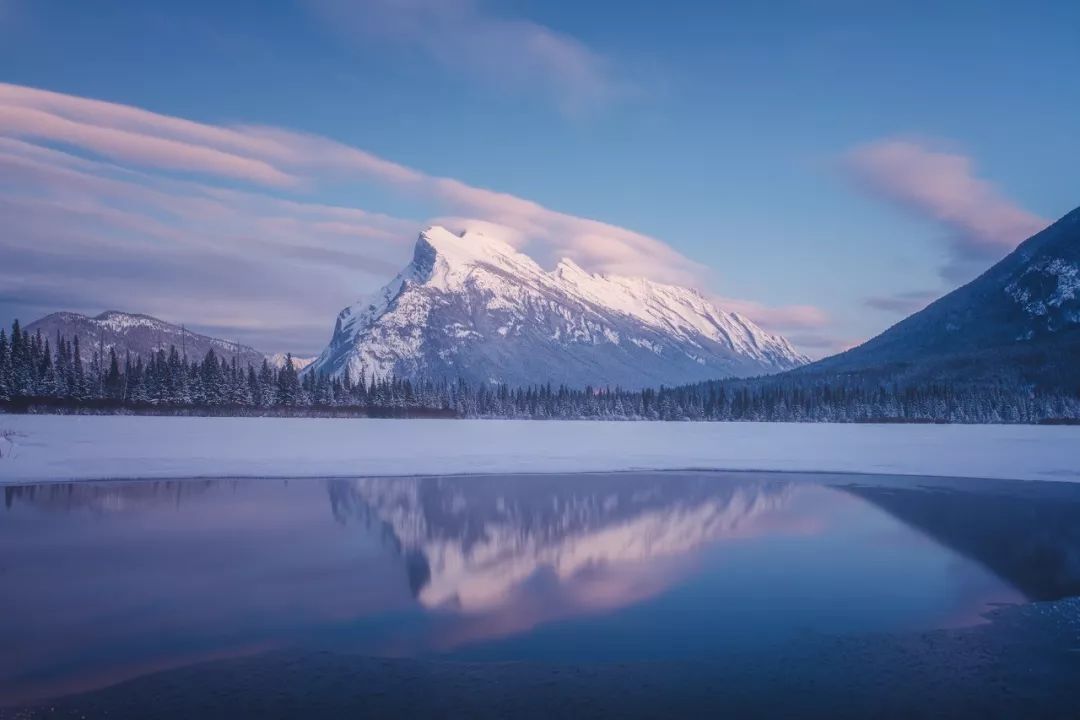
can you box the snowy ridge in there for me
[24,311,322,371]
[309,226,807,388]
[268,353,315,371]
[25,311,267,369]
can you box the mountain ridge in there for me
[796,205,1080,388]
[307,226,808,388]
[25,310,268,369]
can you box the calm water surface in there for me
[2,471,1080,707]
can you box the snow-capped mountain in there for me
[308,227,808,388]
[25,311,267,368]
[268,352,315,371]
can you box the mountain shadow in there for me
[839,482,1080,601]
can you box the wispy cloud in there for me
[0,84,421,186]
[0,135,417,351]
[785,333,862,358]
[0,83,701,286]
[307,0,621,114]
[0,86,297,186]
[713,296,829,331]
[844,138,1048,282]
[864,290,940,315]
[0,83,824,353]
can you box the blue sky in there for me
[1,0,1077,356]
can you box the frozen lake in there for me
[2,415,1080,483]
[3,470,1080,716]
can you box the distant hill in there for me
[800,206,1080,390]
[25,311,267,368]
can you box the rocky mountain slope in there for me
[25,311,266,368]
[308,227,807,388]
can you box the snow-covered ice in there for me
[0,415,1078,484]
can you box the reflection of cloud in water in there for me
[329,474,799,618]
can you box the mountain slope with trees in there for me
[26,311,267,370]
[800,206,1080,390]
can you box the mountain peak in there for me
[94,310,153,320]
[411,226,544,291]
[416,226,521,265]
[554,257,591,280]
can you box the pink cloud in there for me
[0,84,283,156]
[0,141,416,349]
[712,299,849,360]
[714,296,830,331]
[845,138,1048,281]
[0,84,418,187]
[0,82,712,288]
[0,83,703,287]
[784,333,864,358]
[0,87,297,186]
[235,126,424,185]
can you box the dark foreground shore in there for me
[6,598,1079,720]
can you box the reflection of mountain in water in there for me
[328,474,793,612]
[840,484,1080,601]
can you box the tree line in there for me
[0,320,454,415]
[1,320,1077,423]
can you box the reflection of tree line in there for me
[4,480,218,512]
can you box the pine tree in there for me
[257,359,274,406]
[71,335,86,401]
[276,354,301,406]
[104,349,124,400]
[0,328,10,400]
